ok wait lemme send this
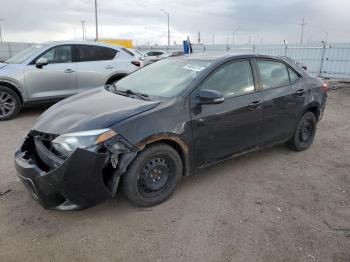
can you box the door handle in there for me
[64,69,75,73]
[296,89,306,95]
[105,66,115,69]
[248,100,262,109]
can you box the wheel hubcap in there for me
[299,119,313,142]
[0,91,16,117]
[139,157,169,192]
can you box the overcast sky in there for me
[1,0,349,45]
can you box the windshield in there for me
[5,45,43,64]
[115,59,212,98]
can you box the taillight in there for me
[320,82,328,92]
[131,61,141,67]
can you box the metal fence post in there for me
[319,42,326,77]
[252,45,256,53]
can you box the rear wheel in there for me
[287,112,317,151]
[0,86,21,121]
[122,143,182,207]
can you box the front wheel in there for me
[287,112,317,151]
[0,86,21,121]
[122,143,182,207]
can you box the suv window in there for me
[40,45,72,64]
[76,45,106,62]
[200,60,255,98]
[101,47,118,60]
[256,60,290,89]
[288,67,300,84]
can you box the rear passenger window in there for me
[288,67,300,84]
[76,45,106,62]
[200,60,255,98]
[101,47,118,60]
[256,60,290,89]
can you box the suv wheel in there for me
[122,143,182,207]
[0,86,21,121]
[287,112,317,151]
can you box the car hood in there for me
[33,87,160,134]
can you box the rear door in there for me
[74,45,119,93]
[255,59,304,143]
[24,45,77,101]
[190,59,264,167]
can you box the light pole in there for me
[322,30,328,44]
[232,28,239,47]
[81,20,86,40]
[299,17,307,44]
[160,9,170,49]
[0,18,4,43]
[94,0,99,41]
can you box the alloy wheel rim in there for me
[0,91,16,117]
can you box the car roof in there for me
[181,53,282,62]
[40,40,122,50]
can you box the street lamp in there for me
[160,9,170,49]
[94,0,99,41]
[0,18,4,43]
[322,30,328,44]
[81,20,87,40]
[232,28,239,47]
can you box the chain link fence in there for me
[0,42,34,62]
[1,42,350,79]
[137,43,350,79]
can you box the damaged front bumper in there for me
[14,132,136,210]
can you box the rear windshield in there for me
[115,59,212,98]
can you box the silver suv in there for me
[0,41,140,120]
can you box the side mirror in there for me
[197,89,224,105]
[36,57,48,68]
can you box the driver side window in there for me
[40,45,72,64]
[200,60,255,98]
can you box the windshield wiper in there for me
[124,89,150,101]
[109,84,150,101]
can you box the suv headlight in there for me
[52,129,117,158]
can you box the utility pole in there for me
[94,0,98,41]
[198,31,201,44]
[0,18,4,43]
[144,24,147,46]
[160,9,170,49]
[212,34,215,45]
[81,20,86,40]
[299,18,307,44]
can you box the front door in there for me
[190,60,264,167]
[24,45,77,101]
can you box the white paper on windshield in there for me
[182,64,206,72]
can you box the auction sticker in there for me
[182,64,206,72]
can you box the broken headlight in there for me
[52,129,117,158]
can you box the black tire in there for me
[0,86,21,121]
[287,112,317,151]
[122,143,182,207]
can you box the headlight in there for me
[52,129,117,158]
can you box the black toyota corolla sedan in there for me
[15,54,327,210]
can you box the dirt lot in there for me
[0,88,349,262]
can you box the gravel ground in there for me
[0,88,349,262]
